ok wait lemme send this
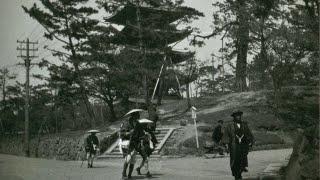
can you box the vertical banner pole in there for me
[191,106,199,149]
[194,117,199,149]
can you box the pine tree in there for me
[23,0,99,127]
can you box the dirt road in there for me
[0,148,291,180]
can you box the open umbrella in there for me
[87,129,100,133]
[125,109,144,116]
[138,119,154,123]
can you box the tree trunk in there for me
[2,70,6,109]
[186,82,192,109]
[121,94,130,113]
[66,17,96,128]
[0,118,4,134]
[135,3,155,120]
[157,77,164,106]
[70,106,76,130]
[235,0,249,92]
[175,87,182,99]
[74,64,96,127]
[142,73,155,121]
[260,17,269,90]
[271,72,283,106]
[104,81,117,121]
[106,100,116,122]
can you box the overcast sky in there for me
[0,0,223,85]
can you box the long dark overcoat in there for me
[222,121,254,176]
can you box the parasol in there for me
[125,109,144,116]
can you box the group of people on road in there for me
[119,109,158,179]
[84,107,158,180]
[84,108,254,180]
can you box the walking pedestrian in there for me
[136,122,158,178]
[222,109,255,180]
[84,130,100,168]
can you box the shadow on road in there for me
[130,173,163,179]
[0,175,24,180]
[91,165,110,168]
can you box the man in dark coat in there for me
[84,130,99,168]
[120,110,144,180]
[212,120,225,155]
[222,109,255,180]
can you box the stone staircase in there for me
[98,128,175,159]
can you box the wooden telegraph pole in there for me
[221,38,225,94]
[17,38,38,157]
[211,54,215,92]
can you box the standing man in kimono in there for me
[222,109,255,180]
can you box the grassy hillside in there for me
[158,87,318,156]
[0,86,317,160]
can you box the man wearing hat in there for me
[222,109,255,180]
[84,130,100,168]
[120,109,144,180]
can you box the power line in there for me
[31,27,46,42]
[98,12,108,20]
[37,40,61,58]
[26,23,41,39]
[18,32,27,40]
[37,38,50,49]
[0,48,20,69]
[1,23,41,68]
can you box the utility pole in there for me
[221,37,225,94]
[17,38,38,157]
[211,55,215,92]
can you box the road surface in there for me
[0,149,292,180]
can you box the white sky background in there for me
[0,0,226,85]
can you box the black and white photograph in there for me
[0,0,319,179]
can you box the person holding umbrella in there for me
[120,109,144,180]
[222,109,255,180]
[84,129,100,168]
[136,119,158,178]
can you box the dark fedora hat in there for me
[231,109,243,117]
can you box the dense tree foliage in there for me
[0,0,317,134]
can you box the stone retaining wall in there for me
[0,130,118,161]
[284,127,319,180]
